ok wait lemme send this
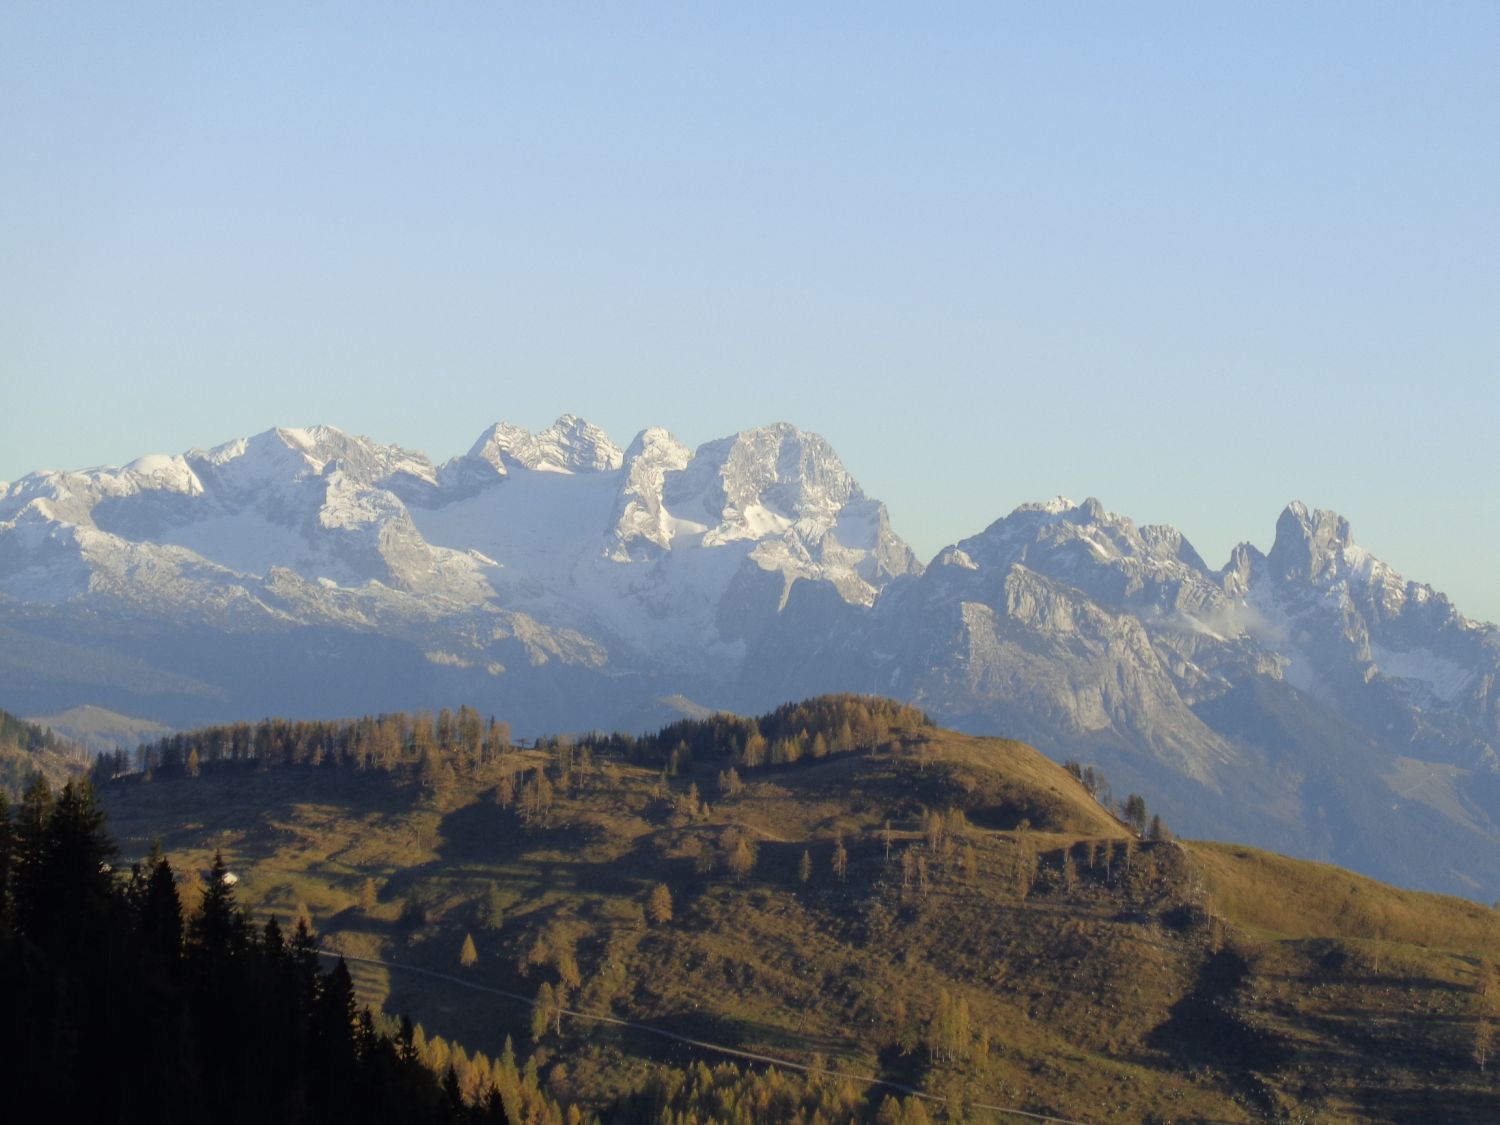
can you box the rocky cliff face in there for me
[3,427,1497,900]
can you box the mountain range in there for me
[3,416,1497,899]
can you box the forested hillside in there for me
[95,696,1500,1123]
[0,705,85,796]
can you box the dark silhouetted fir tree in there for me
[0,782,508,1124]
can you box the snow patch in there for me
[1370,643,1477,703]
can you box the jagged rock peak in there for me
[1218,541,1264,598]
[674,422,864,525]
[1139,523,1210,572]
[191,425,438,492]
[1267,501,1364,584]
[465,414,624,476]
[608,428,695,559]
[622,426,692,466]
[721,422,856,501]
[935,546,979,570]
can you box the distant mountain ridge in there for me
[2,416,1497,899]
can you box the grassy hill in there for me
[98,698,1500,1123]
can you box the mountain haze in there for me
[2,417,1497,899]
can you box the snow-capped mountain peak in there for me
[461,415,624,478]
[607,427,695,560]
[665,423,862,539]
[0,415,922,676]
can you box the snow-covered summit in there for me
[0,416,920,681]
[607,428,695,559]
[459,415,624,479]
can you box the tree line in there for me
[94,706,516,785]
[96,695,932,794]
[583,694,932,774]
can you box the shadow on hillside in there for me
[875,1042,929,1093]
[434,798,514,854]
[1148,948,1288,1106]
[1348,1085,1499,1125]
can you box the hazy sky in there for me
[4,5,1497,621]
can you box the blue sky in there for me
[4,4,1498,620]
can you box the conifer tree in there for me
[313,955,357,1056]
[727,837,755,883]
[190,850,240,962]
[798,849,813,885]
[10,777,51,932]
[460,932,479,968]
[0,790,10,925]
[18,780,114,957]
[140,849,183,964]
[646,882,673,924]
[1123,793,1148,836]
[554,940,583,991]
[531,982,554,1041]
[443,1065,464,1117]
[484,882,506,930]
[692,838,715,876]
